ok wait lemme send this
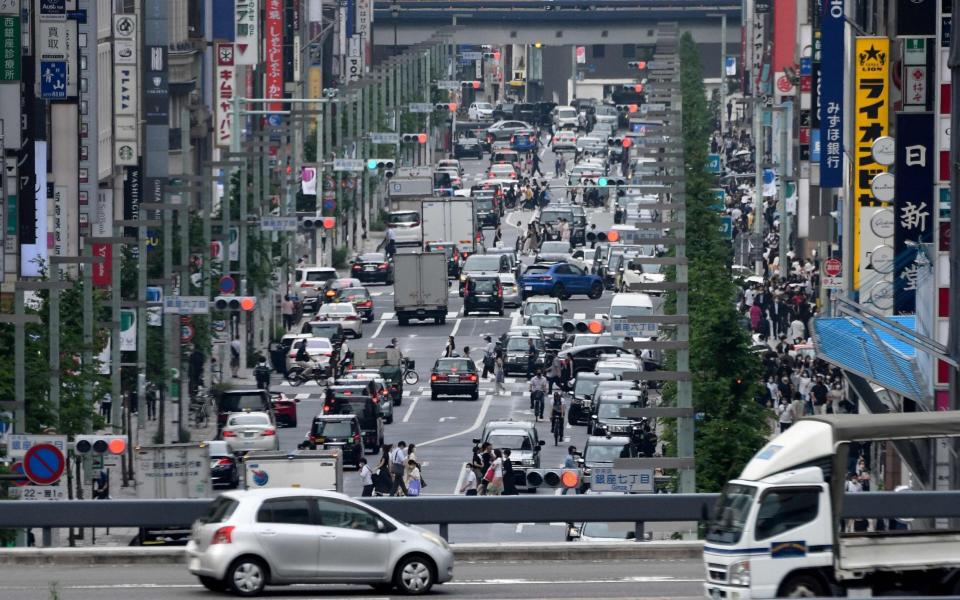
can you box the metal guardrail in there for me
[3,492,960,543]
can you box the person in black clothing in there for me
[525,338,539,378]
[502,448,518,495]
[531,151,543,176]
[810,376,830,414]
[188,346,205,397]
[477,442,494,495]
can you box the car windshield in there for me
[475,198,494,211]
[220,393,268,413]
[338,288,370,301]
[471,278,498,294]
[597,363,636,377]
[306,339,332,350]
[506,337,542,351]
[596,106,618,116]
[308,324,340,337]
[321,304,354,315]
[464,255,502,271]
[574,377,608,396]
[358,253,385,262]
[476,102,492,109]
[355,348,401,367]
[487,433,531,450]
[525,301,559,315]
[574,336,621,347]
[304,270,336,282]
[228,414,270,426]
[581,522,635,539]
[557,108,576,118]
[388,212,420,225]
[540,241,570,254]
[435,359,475,372]
[313,420,355,437]
[585,442,632,463]
[706,483,758,545]
[597,401,640,419]
[529,314,562,328]
[540,210,573,224]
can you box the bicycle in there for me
[402,358,419,385]
[190,391,212,428]
[286,362,326,387]
[531,391,545,422]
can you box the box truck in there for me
[243,449,343,491]
[421,198,477,256]
[393,252,449,325]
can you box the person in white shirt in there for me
[460,462,478,495]
[359,458,374,497]
[390,441,408,496]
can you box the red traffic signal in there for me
[634,84,644,93]
[322,217,336,229]
[621,137,633,148]
[417,133,427,144]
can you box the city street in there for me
[0,559,705,600]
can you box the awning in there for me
[810,315,924,402]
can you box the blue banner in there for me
[212,0,235,41]
[819,0,844,188]
[893,112,935,314]
[346,0,355,37]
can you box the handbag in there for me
[484,467,495,482]
[407,478,421,496]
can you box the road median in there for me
[0,540,704,565]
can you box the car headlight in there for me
[521,459,535,467]
[421,531,449,550]
[728,560,751,586]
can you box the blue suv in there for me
[519,262,604,300]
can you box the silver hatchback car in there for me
[187,489,454,596]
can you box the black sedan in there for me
[558,344,627,374]
[320,277,362,304]
[430,357,479,401]
[335,286,375,322]
[454,137,483,159]
[209,442,239,489]
[350,252,394,284]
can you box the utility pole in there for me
[948,0,960,471]
[753,103,764,276]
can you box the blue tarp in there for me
[811,315,923,401]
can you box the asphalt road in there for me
[265,142,622,544]
[0,559,705,600]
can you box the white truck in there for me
[703,412,960,598]
[393,252,449,326]
[134,443,212,499]
[421,198,477,256]
[243,449,343,491]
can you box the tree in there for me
[657,33,771,493]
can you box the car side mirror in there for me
[538,440,546,447]
[376,519,389,533]
[591,414,598,420]
[472,438,481,445]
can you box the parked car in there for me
[221,411,279,453]
[453,137,483,159]
[316,302,363,338]
[186,490,455,595]
[271,393,300,428]
[468,101,494,120]
[208,440,240,489]
[519,262,604,300]
[305,414,365,468]
[350,253,394,285]
[335,286,375,322]
[430,357,479,401]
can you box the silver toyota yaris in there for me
[187,488,454,596]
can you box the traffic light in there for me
[597,177,626,186]
[562,319,605,334]
[74,435,128,455]
[401,133,428,144]
[526,468,582,489]
[213,296,257,311]
[607,136,623,147]
[627,61,648,70]
[367,159,396,178]
[622,83,644,93]
[615,104,639,113]
[482,52,496,59]
[302,215,337,229]
[460,80,481,89]
[434,103,457,112]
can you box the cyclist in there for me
[549,392,565,446]
[528,369,548,420]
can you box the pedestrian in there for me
[529,370,548,419]
[493,224,502,245]
[550,392,565,445]
[749,301,762,332]
[406,459,423,497]
[547,353,562,394]
[562,446,579,495]
[359,458,374,497]
[477,442,493,495]
[383,226,397,258]
[487,449,504,495]
[502,448,518,495]
[99,392,112,424]
[443,335,456,358]
[494,355,506,395]
[390,441,408,496]
[404,444,421,489]
[789,316,807,343]
[531,150,543,176]
[229,338,241,378]
[189,345,205,396]
[525,338,539,378]
[554,156,563,178]
[253,355,271,391]
[281,295,296,331]
[810,376,829,414]
[776,397,794,432]
[460,462,479,495]
[375,446,393,496]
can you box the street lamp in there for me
[391,3,400,57]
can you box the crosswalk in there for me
[278,376,536,401]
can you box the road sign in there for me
[590,467,654,493]
[460,51,482,60]
[719,216,733,239]
[163,296,210,315]
[8,484,67,501]
[6,434,67,460]
[823,276,844,290]
[9,461,27,487]
[260,216,298,231]
[22,443,66,485]
[436,80,459,90]
[181,324,195,343]
[39,60,67,99]
[408,102,433,113]
[219,275,236,294]
[824,258,842,277]
[369,132,399,144]
[267,113,282,127]
[332,158,364,172]
[706,153,722,173]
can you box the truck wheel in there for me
[398,317,408,326]
[778,574,827,597]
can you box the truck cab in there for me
[704,413,960,599]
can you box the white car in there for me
[221,412,279,453]
[487,163,517,179]
[285,337,334,372]
[293,266,339,298]
[386,211,422,247]
[186,489,455,595]
[498,273,521,307]
[316,302,363,338]
[437,158,463,176]
[468,101,494,120]
[521,295,563,317]
[552,130,577,151]
[552,105,579,129]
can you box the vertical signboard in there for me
[234,0,260,65]
[265,0,283,111]
[91,189,113,287]
[356,0,372,69]
[0,13,20,81]
[893,112,935,314]
[113,14,139,166]
[215,43,235,147]
[143,45,168,125]
[853,37,890,295]
[20,141,47,277]
[819,0,844,187]
[122,164,141,243]
[897,0,937,36]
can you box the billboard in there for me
[819,0,844,187]
[893,112,935,314]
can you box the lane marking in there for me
[381,312,395,320]
[449,317,462,337]
[573,312,586,320]
[418,390,494,448]
[371,320,387,338]
[401,395,421,423]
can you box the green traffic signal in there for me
[367,159,378,170]
[598,177,608,187]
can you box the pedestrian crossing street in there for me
[278,376,541,404]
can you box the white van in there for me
[387,210,422,247]
[606,292,656,338]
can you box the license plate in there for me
[364,266,375,271]
[244,432,254,438]
[524,286,533,291]
[449,376,460,382]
